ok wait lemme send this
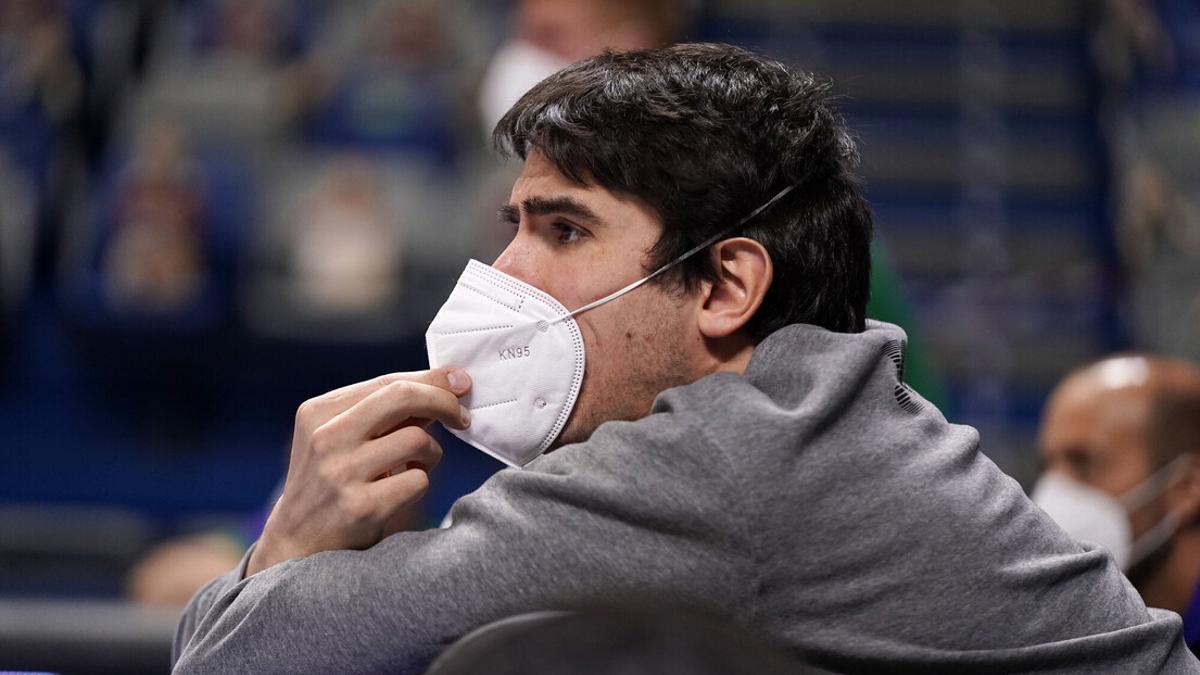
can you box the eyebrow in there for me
[496,196,606,227]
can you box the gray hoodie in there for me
[173,321,1199,673]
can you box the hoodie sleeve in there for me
[171,410,751,674]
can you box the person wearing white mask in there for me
[477,0,685,138]
[173,44,1199,673]
[1034,354,1200,653]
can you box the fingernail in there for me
[448,369,469,392]
[459,405,471,428]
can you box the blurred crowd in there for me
[0,0,692,605]
[2,0,496,341]
[0,0,703,343]
[1,0,1199,624]
[4,0,1200,673]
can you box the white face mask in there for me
[425,185,797,467]
[1031,453,1190,571]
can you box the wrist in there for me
[244,539,271,578]
[245,530,293,578]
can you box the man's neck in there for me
[1137,529,1200,615]
[703,333,756,376]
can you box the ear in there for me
[1169,454,1200,525]
[697,238,773,340]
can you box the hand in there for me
[247,368,471,576]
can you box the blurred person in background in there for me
[126,530,249,608]
[102,120,206,313]
[0,0,84,131]
[477,0,685,138]
[286,155,402,316]
[0,147,36,324]
[0,0,85,264]
[173,44,1196,673]
[128,480,423,607]
[128,0,302,152]
[294,0,462,166]
[1034,354,1200,654]
[1096,0,1200,366]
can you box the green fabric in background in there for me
[866,240,948,412]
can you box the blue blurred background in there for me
[2,0,1200,669]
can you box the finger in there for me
[367,467,431,518]
[299,368,472,423]
[360,381,468,437]
[321,379,470,447]
[356,427,443,480]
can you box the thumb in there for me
[415,367,471,396]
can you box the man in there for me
[1035,354,1200,653]
[173,44,1197,673]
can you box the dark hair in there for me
[493,42,873,338]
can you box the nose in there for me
[492,236,539,287]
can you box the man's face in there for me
[493,151,700,446]
[1039,378,1161,538]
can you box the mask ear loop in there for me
[1118,453,1194,570]
[1119,453,1193,513]
[1127,510,1183,570]
[546,184,798,326]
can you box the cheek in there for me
[552,278,593,313]
[539,261,606,313]
[576,291,692,381]
[493,238,600,308]
[577,297,652,353]
[558,291,695,442]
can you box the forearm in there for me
[169,420,735,674]
[168,538,448,675]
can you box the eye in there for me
[1063,448,1096,481]
[552,221,584,245]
